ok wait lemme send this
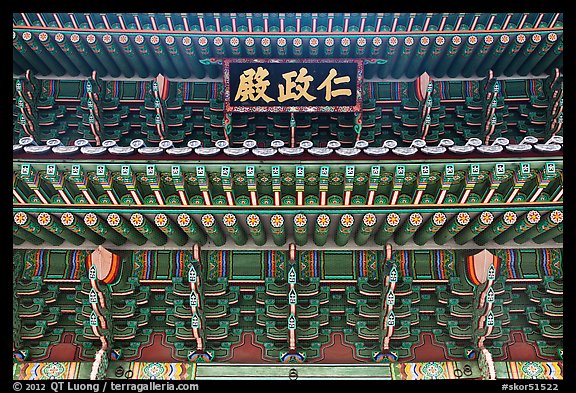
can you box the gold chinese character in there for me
[317,68,352,101]
[235,67,275,103]
[278,67,317,102]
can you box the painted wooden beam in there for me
[21,31,66,75]
[374,213,400,246]
[377,36,399,78]
[433,212,470,245]
[222,213,247,246]
[270,214,287,246]
[176,213,207,245]
[335,214,355,247]
[69,33,109,75]
[447,35,478,78]
[354,213,377,246]
[36,212,85,246]
[100,33,135,77]
[85,34,121,77]
[492,34,526,76]
[476,34,510,76]
[161,35,192,78]
[532,222,562,244]
[132,34,161,76]
[59,212,105,245]
[37,31,81,76]
[391,36,415,79]
[153,214,188,246]
[106,213,147,246]
[394,212,423,246]
[116,34,150,77]
[52,32,93,74]
[130,213,168,246]
[434,35,462,78]
[493,210,540,245]
[293,213,308,247]
[462,35,495,78]
[513,210,562,244]
[453,211,494,245]
[14,211,64,246]
[504,33,542,77]
[200,213,226,246]
[246,214,266,246]
[83,212,126,246]
[13,222,43,245]
[313,214,330,247]
[412,212,446,246]
[473,211,517,246]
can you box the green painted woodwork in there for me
[107,213,147,245]
[434,36,463,77]
[36,212,85,246]
[221,213,247,246]
[100,34,135,78]
[293,213,308,247]
[116,34,149,77]
[533,222,563,244]
[394,212,423,246]
[13,223,43,245]
[433,212,470,245]
[474,211,517,246]
[514,210,562,244]
[314,214,330,247]
[246,214,266,246]
[60,212,106,245]
[200,213,226,246]
[270,214,287,246]
[355,213,377,246]
[493,35,526,75]
[374,213,400,245]
[154,214,188,246]
[130,213,168,246]
[412,212,446,246]
[335,214,355,247]
[13,211,64,246]
[132,34,162,76]
[453,211,494,245]
[82,212,126,245]
[504,34,542,77]
[477,35,510,76]
[37,33,80,76]
[13,32,52,75]
[20,32,66,75]
[533,37,564,75]
[69,33,108,76]
[447,36,477,78]
[493,210,541,245]
[176,213,207,245]
[85,34,121,77]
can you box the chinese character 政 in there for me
[278,67,316,103]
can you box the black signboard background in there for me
[224,59,363,113]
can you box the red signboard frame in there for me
[223,58,364,113]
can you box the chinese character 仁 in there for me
[317,68,352,101]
